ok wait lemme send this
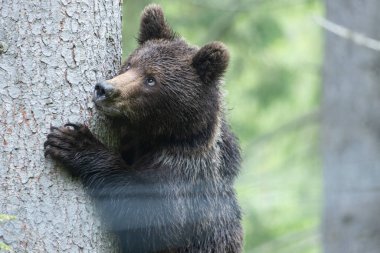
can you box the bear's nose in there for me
[94,81,115,99]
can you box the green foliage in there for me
[0,214,15,252]
[252,66,294,107]
[123,0,322,252]
[0,242,12,252]
[0,214,16,222]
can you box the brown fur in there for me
[45,4,243,253]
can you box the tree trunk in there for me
[322,1,380,252]
[0,0,121,252]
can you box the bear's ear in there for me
[192,42,230,84]
[138,4,176,45]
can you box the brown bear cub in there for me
[44,4,243,253]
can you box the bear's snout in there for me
[94,81,115,100]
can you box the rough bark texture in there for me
[0,0,121,252]
[322,1,380,252]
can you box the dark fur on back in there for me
[44,4,243,253]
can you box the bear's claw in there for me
[64,123,81,130]
[44,123,100,162]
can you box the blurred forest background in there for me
[123,1,322,252]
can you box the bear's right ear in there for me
[192,42,230,85]
[138,4,176,45]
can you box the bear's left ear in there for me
[192,42,230,85]
[138,4,176,45]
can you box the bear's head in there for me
[93,4,229,142]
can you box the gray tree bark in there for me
[0,0,121,252]
[322,1,380,253]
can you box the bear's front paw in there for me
[44,123,102,171]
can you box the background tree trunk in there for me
[322,0,380,252]
[0,0,121,251]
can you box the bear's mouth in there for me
[93,101,123,117]
[92,90,113,114]
[92,92,126,117]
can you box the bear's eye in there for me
[145,77,156,87]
